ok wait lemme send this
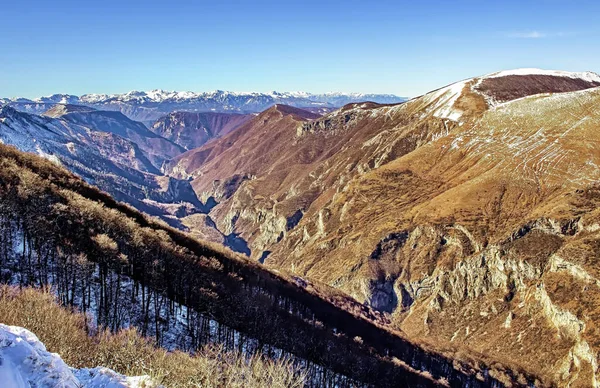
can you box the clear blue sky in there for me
[2,0,599,98]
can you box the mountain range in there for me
[3,68,600,386]
[0,90,406,125]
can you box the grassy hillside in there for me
[0,143,534,387]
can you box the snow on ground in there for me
[431,81,466,121]
[418,80,467,122]
[0,324,152,388]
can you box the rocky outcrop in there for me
[296,109,358,136]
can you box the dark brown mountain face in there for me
[475,73,600,103]
[150,111,253,150]
[164,69,600,386]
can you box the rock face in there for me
[44,103,97,117]
[165,69,600,386]
[150,111,252,150]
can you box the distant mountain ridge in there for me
[1,90,407,125]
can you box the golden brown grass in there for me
[0,285,305,388]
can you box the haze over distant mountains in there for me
[0,90,406,125]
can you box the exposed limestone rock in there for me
[557,340,599,388]
[549,254,600,286]
[531,281,599,387]
[529,284,584,340]
[296,110,358,137]
[504,311,513,329]
[317,209,331,236]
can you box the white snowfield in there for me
[0,324,152,388]
[425,80,467,121]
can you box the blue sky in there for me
[1,0,599,98]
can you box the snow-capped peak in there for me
[418,80,468,122]
[34,94,80,105]
[3,90,407,120]
[413,68,600,124]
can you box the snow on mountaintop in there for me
[34,94,80,105]
[3,90,405,105]
[78,90,403,103]
[408,68,600,123]
[0,324,152,388]
[421,80,468,121]
[2,90,407,122]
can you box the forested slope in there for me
[0,286,304,388]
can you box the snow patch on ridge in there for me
[420,81,468,122]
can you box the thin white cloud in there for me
[508,31,546,38]
[505,31,576,39]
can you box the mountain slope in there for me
[0,105,202,223]
[166,68,600,386]
[45,105,185,168]
[0,142,516,387]
[0,286,305,387]
[269,71,600,386]
[150,111,252,150]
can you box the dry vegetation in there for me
[0,285,305,388]
[161,74,600,386]
[1,142,484,387]
[267,80,600,386]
